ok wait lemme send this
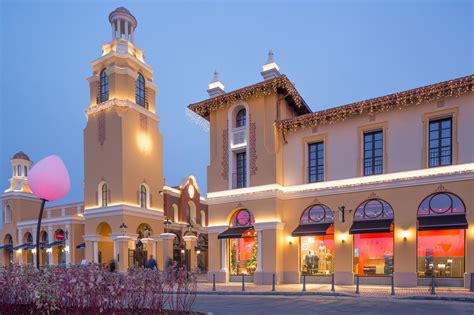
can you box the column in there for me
[65,224,71,265]
[93,241,99,263]
[256,231,262,272]
[32,228,38,265]
[125,20,129,39]
[160,233,175,270]
[140,238,157,263]
[17,228,23,266]
[183,235,198,270]
[114,236,132,272]
[220,239,227,272]
[47,226,53,265]
[117,20,121,38]
[112,22,116,38]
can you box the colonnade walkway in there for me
[196,282,474,301]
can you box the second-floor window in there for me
[429,117,452,167]
[99,69,109,103]
[308,142,324,183]
[364,130,383,176]
[136,73,146,108]
[101,183,108,207]
[236,108,246,128]
[235,151,247,188]
[140,184,147,208]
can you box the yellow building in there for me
[0,7,208,272]
[189,53,473,288]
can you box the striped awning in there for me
[76,243,86,249]
[44,240,65,248]
[349,219,393,234]
[292,223,333,237]
[218,226,254,239]
[11,243,30,251]
[0,244,12,250]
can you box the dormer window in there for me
[236,108,246,128]
[136,73,146,108]
[99,69,109,103]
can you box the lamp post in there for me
[164,217,172,233]
[28,155,70,269]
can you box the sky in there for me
[0,0,472,222]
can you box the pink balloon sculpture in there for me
[29,155,70,201]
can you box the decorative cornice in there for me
[188,75,311,120]
[1,191,40,202]
[84,204,164,220]
[276,75,474,135]
[85,98,159,122]
[16,215,84,229]
[205,163,474,204]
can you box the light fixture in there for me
[31,248,37,254]
[119,222,128,234]
[180,249,185,254]
[400,230,410,241]
[287,236,295,245]
[46,248,53,254]
[196,250,201,254]
[64,245,70,253]
[164,217,172,233]
[339,233,348,243]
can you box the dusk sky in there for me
[0,0,472,222]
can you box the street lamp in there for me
[28,155,70,269]
[164,217,172,233]
[336,206,353,223]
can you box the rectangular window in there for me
[429,117,452,167]
[235,152,247,188]
[417,229,464,277]
[363,130,383,176]
[308,142,324,183]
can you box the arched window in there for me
[351,199,394,277]
[136,73,146,108]
[225,209,257,276]
[417,192,467,278]
[140,184,147,208]
[4,205,12,224]
[235,108,246,128]
[99,69,109,103]
[230,208,255,227]
[294,204,335,276]
[354,199,394,221]
[299,204,334,225]
[101,183,108,207]
[187,201,196,224]
[17,165,22,177]
[200,210,206,227]
[23,166,28,177]
[171,204,179,222]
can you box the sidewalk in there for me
[196,282,474,302]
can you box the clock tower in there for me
[83,7,164,270]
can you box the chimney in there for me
[261,49,281,80]
[207,70,225,97]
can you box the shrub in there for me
[0,264,196,314]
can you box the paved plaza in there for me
[193,294,474,315]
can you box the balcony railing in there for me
[231,128,246,149]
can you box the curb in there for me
[403,296,474,303]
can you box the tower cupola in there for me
[261,49,281,80]
[5,151,33,193]
[207,70,225,97]
[109,7,138,43]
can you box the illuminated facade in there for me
[189,54,473,288]
[0,8,208,272]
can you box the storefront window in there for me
[417,192,467,278]
[351,199,394,276]
[226,209,256,275]
[295,204,334,276]
[354,232,393,276]
[417,229,464,277]
[229,229,257,275]
[301,234,334,275]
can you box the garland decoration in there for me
[275,75,474,136]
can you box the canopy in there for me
[418,214,468,231]
[349,219,393,234]
[76,243,86,249]
[218,226,254,239]
[0,244,12,250]
[11,243,30,251]
[44,240,65,248]
[292,223,332,237]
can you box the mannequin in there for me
[318,241,327,273]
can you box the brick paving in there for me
[196,282,474,301]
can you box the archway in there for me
[417,192,467,278]
[96,222,113,264]
[2,234,13,266]
[40,231,49,265]
[132,223,153,268]
[350,199,394,277]
[23,232,33,265]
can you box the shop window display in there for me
[417,192,467,278]
[300,234,334,275]
[350,199,394,276]
[354,232,393,276]
[226,209,257,275]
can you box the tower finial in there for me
[207,69,225,98]
[109,7,138,43]
[261,49,281,80]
